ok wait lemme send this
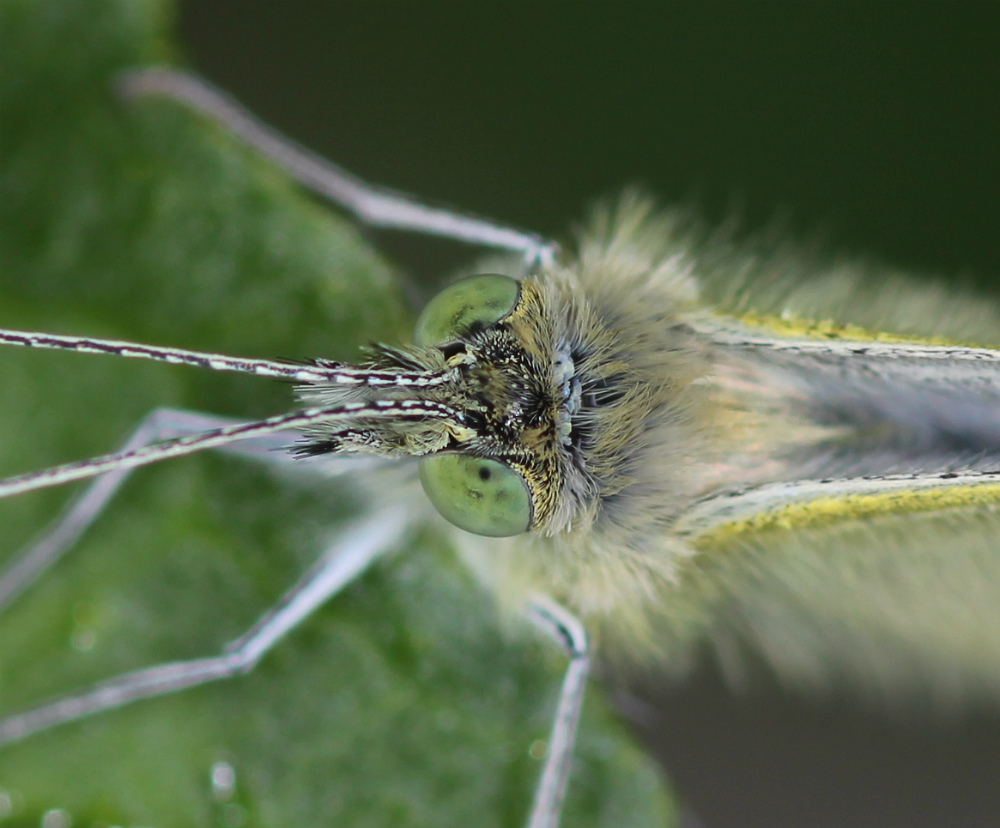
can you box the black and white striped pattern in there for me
[0,329,454,387]
[0,399,461,500]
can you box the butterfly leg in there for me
[0,502,409,747]
[523,596,591,828]
[117,68,556,270]
[0,407,299,614]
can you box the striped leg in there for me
[0,503,409,746]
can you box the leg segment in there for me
[119,69,556,269]
[0,503,409,746]
[0,408,299,614]
[524,596,591,828]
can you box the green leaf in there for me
[0,2,675,827]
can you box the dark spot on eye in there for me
[478,465,492,481]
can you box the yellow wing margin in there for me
[677,471,1000,552]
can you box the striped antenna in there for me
[0,329,455,387]
[0,399,463,500]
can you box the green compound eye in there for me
[414,273,521,346]
[419,454,533,537]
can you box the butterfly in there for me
[3,11,1000,828]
